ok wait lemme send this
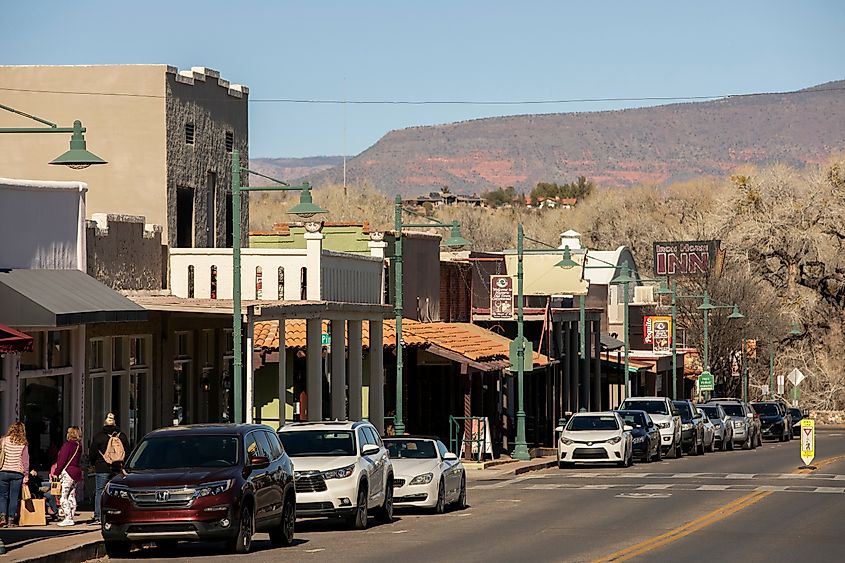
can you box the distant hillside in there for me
[248,156,343,185]
[297,80,845,195]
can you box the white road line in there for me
[637,484,673,490]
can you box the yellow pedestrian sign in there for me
[800,419,815,466]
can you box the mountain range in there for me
[250,80,845,195]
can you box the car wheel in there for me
[375,477,394,524]
[434,478,447,514]
[742,434,751,450]
[756,432,762,448]
[706,436,714,453]
[726,436,735,451]
[673,439,682,459]
[104,541,132,558]
[228,503,254,554]
[454,474,467,509]
[348,484,369,530]
[653,443,662,462]
[559,461,573,469]
[269,493,296,547]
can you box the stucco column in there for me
[278,320,286,427]
[368,319,384,434]
[562,323,571,413]
[306,318,323,420]
[368,235,388,302]
[348,320,363,421]
[304,231,324,300]
[246,308,255,423]
[330,319,347,420]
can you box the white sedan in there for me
[383,437,467,513]
[557,412,634,468]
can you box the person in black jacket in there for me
[88,413,129,524]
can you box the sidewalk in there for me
[465,455,558,480]
[0,511,104,563]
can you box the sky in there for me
[2,1,844,158]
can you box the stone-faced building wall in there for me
[87,213,166,291]
[165,66,249,249]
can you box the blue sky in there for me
[2,1,843,158]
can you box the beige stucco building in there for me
[0,64,249,248]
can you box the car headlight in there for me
[656,422,670,429]
[607,436,621,445]
[561,437,574,445]
[410,472,434,485]
[322,464,356,480]
[632,436,645,444]
[733,421,744,428]
[193,480,233,498]
[681,423,693,430]
[105,483,130,499]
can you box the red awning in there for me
[0,324,33,353]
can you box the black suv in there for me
[751,401,791,442]
[101,424,295,557]
[673,400,705,455]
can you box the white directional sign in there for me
[787,368,806,387]
[777,374,785,395]
[800,419,815,466]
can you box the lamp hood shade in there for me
[554,245,579,269]
[443,221,471,248]
[727,305,744,319]
[49,120,106,168]
[287,183,327,218]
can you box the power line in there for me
[1,85,843,106]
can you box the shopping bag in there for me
[19,498,46,526]
[50,478,62,496]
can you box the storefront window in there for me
[20,333,45,371]
[89,340,105,371]
[47,331,71,369]
[130,337,146,367]
[20,376,64,471]
[113,338,125,371]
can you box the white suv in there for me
[277,421,394,529]
[619,397,682,458]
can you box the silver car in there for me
[699,404,734,451]
[706,399,757,450]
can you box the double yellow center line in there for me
[593,454,845,562]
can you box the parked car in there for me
[616,410,662,463]
[751,401,791,442]
[698,403,734,451]
[789,407,806,437]
[383,436,466,513]
[278,421,394,529]
[673,400,705,456]
[706,398,759,449]
[101,424,296,557]
[697,408,716,452]
[558,411,634,468]
[618,396,682,458]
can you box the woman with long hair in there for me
[52,426,83,526]
[0,421,29,527]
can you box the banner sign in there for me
[490,275,515,319]
[644,316,672,351]
[653,240,721,277]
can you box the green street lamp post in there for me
[655,279,680,400]
[610,264,637,400]
[727,305,746,401]
[230,149,327,423]
[1,102,106,167]
[393,195,469,435]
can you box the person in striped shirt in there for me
[0,421,30,527]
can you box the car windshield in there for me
[567,416,619,431]
[385,439,438,459]
[752,403,780,416]
[620,400,668,415]
[719,404,744,417]
[127,435,239,470]
[673,401,694,420]
[278,430,356,457]
[700,406,720,419]
[618,412,646,427]
[789,408,802,419]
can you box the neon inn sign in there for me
[653,240,720,276]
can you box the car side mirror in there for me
[443,452,458,461]
[361,444,380,456]
[554,426,564,433]
[249,455,270,469]
[746,412,754,418]
[623,425,633,432]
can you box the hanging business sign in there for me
[644,316,672,352]
[653,240,721,277]
[490,275,515,319]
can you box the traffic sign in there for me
[698,371,714,392]
[800,419,815,466]
[787,368,805,387]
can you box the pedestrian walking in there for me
[0,421,29,527]
[89,413,128,525]
[53,426,82,526]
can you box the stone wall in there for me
[86,213,166,290]
[809,410,845,425]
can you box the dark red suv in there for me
[101,424,295,557]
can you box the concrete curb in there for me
[5,532,104,563]
[513,459,558,475]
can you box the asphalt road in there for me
[100,430,845,563]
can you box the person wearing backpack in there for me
[89,413,129,525]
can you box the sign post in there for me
[800,419,815,467]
